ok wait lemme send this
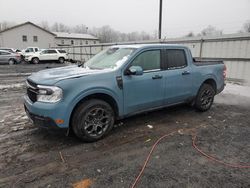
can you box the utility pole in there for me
[158,0,163,39]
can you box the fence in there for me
[54,33,250,83]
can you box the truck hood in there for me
[28,65,111,85]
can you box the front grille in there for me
[26,79,38,102]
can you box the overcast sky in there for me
[0,0,249,37]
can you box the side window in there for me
[48,50,57,54]
[1,51,10,55]
[35,48,38,52]
[33,36,38,42]
[22,35,27,42]
[25,48,34,53]
[166,49,187,69]
[42,50,48,54]
[130,50,161,71]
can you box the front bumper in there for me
[24,105,59,129]
[24,95,69,129]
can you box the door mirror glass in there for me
[127,66,143,76]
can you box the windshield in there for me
[84,47,136,70]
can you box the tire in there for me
[72,99,115,142]
[58,57,65,64]
[32,57,39,64]
[195,84,215,112]
[8,59,15,65]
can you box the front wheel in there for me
[58,57,65,64]
[32,57,39,64]
[8,59,15,65]
[72,99,115,142]
[195,84,215,112]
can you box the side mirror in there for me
[126,66,143,76]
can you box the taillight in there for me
[223,64,226,79]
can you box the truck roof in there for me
[111,43,187,49]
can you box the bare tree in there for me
[50,22,70,32]
[0,21,16,31]
[243,20,250,32]
[39,21,50,30]
[73,24,88,33]
[185,32,195,37]
[199,25,223,36]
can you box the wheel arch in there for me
[31,56,39,61]
[8,58,16,62]
[202,78,217,92]
[69,92,119,129]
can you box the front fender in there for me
[64,87,122,127]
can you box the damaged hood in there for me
[28,65,111,85]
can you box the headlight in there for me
[37,85,63,103]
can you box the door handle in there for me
[152,75,163,79]
[182,71,190,75]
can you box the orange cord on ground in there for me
[131,131,176,188]
[192,135,250,169]
[131,130,250,188]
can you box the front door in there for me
[39,50,50,60]
[123,49,165,115]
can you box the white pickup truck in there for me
[25,49,68,64]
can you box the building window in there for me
[22,35,27,42]
[33,36,38,42]
[80,40,83,45]
[94,41,96,44]
[61,40,64,45]
[71,40,74,45]
[85,41,88,45]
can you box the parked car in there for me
[0,47,16,53]
[0,47,25,60]
[25,49,68,64]
[24,44,226,142]
[0,50,21,65]
[22,47,39,54]
[22,47,39,59]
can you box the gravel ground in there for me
[0,63,249,188]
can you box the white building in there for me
[0,22,99,50]
[54,32,99,46]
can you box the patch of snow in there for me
[0,83,25,89]
[222,83,250,98]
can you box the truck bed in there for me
[193,58,223,66]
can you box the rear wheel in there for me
[195,84,215,112]
[8,59,15,65]
[72,99,115,142]
[32,57,39,64]
[58,57,65,64]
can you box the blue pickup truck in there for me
[24,44,226,142]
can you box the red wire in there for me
[131,131,250,188]
[131,131,176,188]
[192,135,250,169]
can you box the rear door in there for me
[48,49,58,60]
[123,49,165,115]
[163,49,193,104]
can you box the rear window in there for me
[47,50,57,54]
[25,48,34,53]
[166,49,187,69]
[58,50,67,53]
